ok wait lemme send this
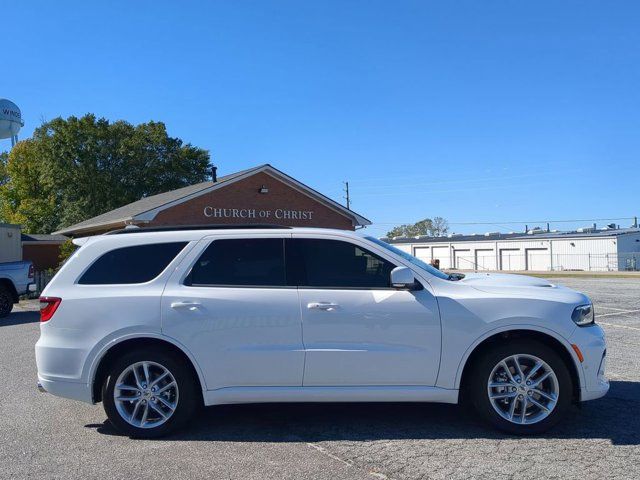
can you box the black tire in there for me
[102,347,200,438]
[467,339,573,435]
[0,286,14,318]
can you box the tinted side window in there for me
[187,238,286,287]
[288,239,395,288]
[79,242,187,285]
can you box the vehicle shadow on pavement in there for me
[89,380,639,445]
[0,311,39,327]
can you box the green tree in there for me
[386,217,449,238]
[0,152,7,223]
[0,141,58,232]
[0,115,210,233]
[0,151,7,186]
[58,239,78,267]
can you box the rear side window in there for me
[78,242,188,285]
[186,238,286,287]
[287,238,396,288]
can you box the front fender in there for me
[445,324,584,391]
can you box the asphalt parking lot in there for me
[1,277,639,480]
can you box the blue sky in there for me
[5,1,639,237]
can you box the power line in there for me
[349,171,578,190]
[372,217,636,226]
[346,163,577,185]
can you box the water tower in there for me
[0,98,24,147]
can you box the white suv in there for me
[36,226,608,437]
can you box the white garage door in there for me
[413,246,430,261]
[453,249,473,270]
[526,248,550,271]
[500,249,523,271]
[431,246,451,270]
[475,249,496,271]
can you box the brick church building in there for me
[55,164,370,237]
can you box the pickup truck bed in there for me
[0,260,35,317]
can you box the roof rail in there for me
[106,224,293,235]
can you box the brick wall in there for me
[22,243,63,271]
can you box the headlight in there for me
[572,304,595,326]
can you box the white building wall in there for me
[616,232,640,270]
[549,238,617,271]
[394,244,412,254]
[391,232,640,272]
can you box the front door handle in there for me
[307,302,339,311]
[170,301,202,311]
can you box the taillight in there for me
[28,264,34,279]
[39,297,61,322]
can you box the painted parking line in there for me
[597,309,640,318]
[599,321,640,331]
[597,306,637,313]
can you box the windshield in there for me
[365,236,451,280]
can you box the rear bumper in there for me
[28,283,37,293]
[36,375,93,403]
[35,327,92,401]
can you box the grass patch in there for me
[513,272,640,279]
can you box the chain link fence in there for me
[25,251,640,298]
[27,270,56,298]
[450,252,640,272]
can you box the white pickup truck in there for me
[0,260,35,317]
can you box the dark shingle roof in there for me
[22,233,68,242]
[53,165,264,235]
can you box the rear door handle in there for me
[170,301,202,311]
[307,302,339,311]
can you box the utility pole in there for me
[343,181,351,210]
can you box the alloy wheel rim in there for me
[114,361,179,429]
[487,354,559,425]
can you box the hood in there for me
[456,272,588,302]
[459,272,555,289]
[455,270,594,306]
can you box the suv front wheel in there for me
[468,339,573,434]
[102,347,199,438]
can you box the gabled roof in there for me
[22,233,68,242]
[54,164,370,235]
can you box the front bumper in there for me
[569,323,609,402]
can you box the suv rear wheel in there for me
[102,347,199,438]
[468,339,573,434]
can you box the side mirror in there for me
[390,266,418,290]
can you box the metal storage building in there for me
[385,227,640,272]
[0,223,22,263]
